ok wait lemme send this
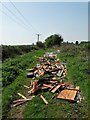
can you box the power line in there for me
[0,1,33,31]
[0,1,42,42]
[0,8,31,32]
[8,0,39,33]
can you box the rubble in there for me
[12,52,83,107]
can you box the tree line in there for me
[2,34,89,61]
[2,44,38,61]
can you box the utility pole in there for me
[36,34,41,42]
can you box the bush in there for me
[45,34,63,48]
[2,45,34,61]
[36,41,45,49]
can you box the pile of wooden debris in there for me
[12,52,83,107]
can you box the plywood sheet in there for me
[57,89,77,101]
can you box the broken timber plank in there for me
[40,95,48,105]
[17,93,27,99]
[51,84,61,93]
[12,96,35,107]
[43,66,47,69]
[43,84,54,89]
[13,96,34,103]
[13,98,32,103]
[34,70,38,74]
[12,101,26,107]
[41,86,49,90]
[57,70,63,77]
[13,99,28,103]
[49,80,58,84]
[31,86,40,94]
[65,86,80,91]
[24,85,29,89]
[39,71,44,76]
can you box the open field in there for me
[2,43,89,119]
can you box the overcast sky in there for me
[0,2,88,45]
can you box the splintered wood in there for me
[40,95,48,105]
[17,93,27,99]
[12,98,33,107]
[65,86,80,91]
[43,84,54,89]
[51,85,61,93]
